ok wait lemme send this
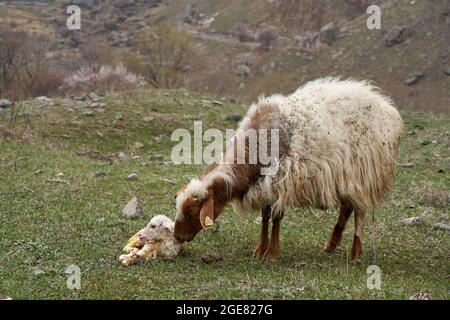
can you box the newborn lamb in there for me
[119,215,185,266]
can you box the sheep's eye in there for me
[150,225,156,229]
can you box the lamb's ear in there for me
[161,220,174,233]
[199,197,214,229]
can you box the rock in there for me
[384,26,413,47]
[35,96,52,102]
[226,114,243,122]
[201,252,224,264]
[0,99,12,108]
[150,155,164,162]
[88,92,101,101]
[56,172,64,178]
[160,178,176,185]
[90,102,106,108]
[134,142,144,149]
[132,155,140,160]
[127,172,139,181]
[432,223,450,232]
[95,171,106,177]
[0,107,6,114]
[117,152,127,159]
[143,117,154,123]
[320,23,339,45]
[399,162,415,168]
[395,217,424,225]
[237,64,251,78]
[409,292,431,300]
[122,196,144,218]
[83,111,94,117]
[236,53,255,67]
[404,72,424,85]
[33,268,45,277]
[296,31,320,49]
[212,100,224,106]
[445,68,450,76]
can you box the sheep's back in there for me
[234,78,403,215]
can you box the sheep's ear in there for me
[199,197,214,229]
[161,220,174,233]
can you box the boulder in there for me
[384,26,413,47]
[122,196,144,219]
[320,23,339,45]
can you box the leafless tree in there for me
[257,27,278,51]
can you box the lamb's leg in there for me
[253,205,271,258]
[324,202,353,253]
[351,211,365,262]
[263,211,284,262]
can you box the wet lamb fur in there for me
[175,78,404,261]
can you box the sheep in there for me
[119,215,184,266]
[173,78,403,262]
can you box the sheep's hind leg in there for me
[253,205,271,258]
[324,202,353,253]
[263,211,285,262]
[351,211,365,262]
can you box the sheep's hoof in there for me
[253,244,268,258]
[349,259,362,265]
[262,249,279,262]
[323,242,338,254]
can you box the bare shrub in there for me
[80,39,116,67]
[232,23,255,42]
[60,64,145,96]
[0,30,28,98]
[136,22,193,89]
[27,68,64,97]
[257,27,278,51]
[0,28,61,99]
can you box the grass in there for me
[0,88,449,300]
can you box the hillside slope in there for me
[1,0,449,113]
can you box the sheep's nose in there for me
[139,236,148,241]
[174,235,182,242]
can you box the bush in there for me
[136,22,193,89]
[257,27,278,51]
[27,68,64,97]
[0,29,62,99]
[60,64,145,96]
[232,23,255,42]
[80,39,116,67]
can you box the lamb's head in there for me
[140,215,174,242]
[173,178,216,242]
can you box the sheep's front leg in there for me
[253,205,271,258]
[324,202,353,253]
[263,211,284,262]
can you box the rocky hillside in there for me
[1,0,449,112]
